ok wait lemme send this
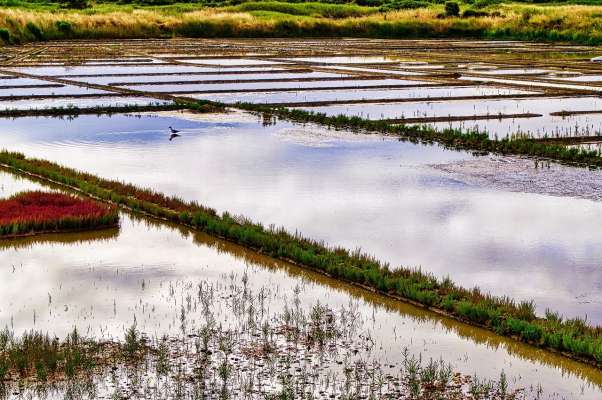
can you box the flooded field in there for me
[297,96,602,138]
[0,171,601,399]
[3,38,602,141]
[1,38,602,398]
[3,110,602,323]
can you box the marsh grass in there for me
[0,274,525,398]
[0,327,100,382]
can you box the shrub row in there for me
[1,150,602,367]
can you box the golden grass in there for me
[1,3,602,44]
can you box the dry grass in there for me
[1,3,602,45]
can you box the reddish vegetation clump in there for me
[0,191,119,237]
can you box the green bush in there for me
[26,22,44,40]
[379,0,429,11]
[472,0,500,8]
[55,20,73,33]
[461,8,489,17]
[62,0,88,9]
[0,28,10,43]
[444,1,460,16]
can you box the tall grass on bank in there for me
[0,191,119,237]
[2,150,602,367]
[4,4,602,44]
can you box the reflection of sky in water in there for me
[126,78,423,93]
[0,171,601,399]
[0,84,107,97]
[175,58,288,65]
[298,97,602,138]
[79,72,349,86]
[1,112,602,324]
[0,96,171,111]
[281,56,405,64]
[10,65,283,76]
[194,86,533,104]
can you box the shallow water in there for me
[280,56,406,64]
[562,75,602,82]
[0,171,601,399]
[2,111,602,325]
[127,78,426,93]
[320,65,426,76]
[193,86,533,104]
[476,68,552,76]
[0,84,108,97]
[81,71,350,86]
[461,75,602,92]
[8,65,282,77]
[296,96,602,138]
[175,58,289,66]
[0,97,172,111]
[0,77,64,87]
[431,115,602,139]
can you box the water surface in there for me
[127,78,425,93]
[298,96,602,138]
[194,86,533,104]
[0,171,601,399]
[2,111,602,324]
[0,97,171,111]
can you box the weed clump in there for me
[444,1,460,17]
[55,20,72,34]
[25,22,44,40]
[0,29,10,43]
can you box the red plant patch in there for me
[0,191,119,237]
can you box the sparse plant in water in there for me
[125,321,140,356]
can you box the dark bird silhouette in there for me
[168,126,181,141]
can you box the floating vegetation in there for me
[2,151,602,368]
[0,191,118,238]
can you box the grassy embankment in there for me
[0,100,219,118]
[0,191,118,237]
[1,149,602,368]
[2,1,602,45]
